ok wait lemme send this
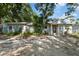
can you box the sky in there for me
[30,3,79,19]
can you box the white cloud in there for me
[73,13,77,16]
[76,6,79,11]
[58,3,66,6]
[59,14,65,19]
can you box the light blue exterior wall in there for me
[2,24,21,33]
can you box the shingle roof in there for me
[1,22,33,26]
[48,20,73,25]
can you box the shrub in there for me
[5,32,20,36]
[32,32,43,36]
[22,32,33,38]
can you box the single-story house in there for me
[0,22,34,33]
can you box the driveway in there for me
[0,35,79,56]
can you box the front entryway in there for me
[53,25,57,34]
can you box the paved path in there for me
[0,35,79,56]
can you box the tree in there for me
[64,3,79,24]
[65,3,79,16]
[0,3,34,23]
[0,3,38,34]
[34,3,56,32]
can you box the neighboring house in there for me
[0,22,34,33]
[47,19,79,35]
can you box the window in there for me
[9,26,12,30]
[9,25,12,32]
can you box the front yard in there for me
[0,34,79,56]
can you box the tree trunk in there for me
[21,25,30,34]
[42,19,47,34]
[22,25,27,34]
